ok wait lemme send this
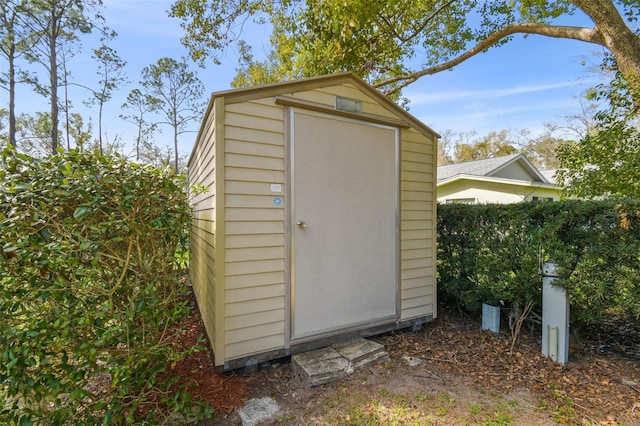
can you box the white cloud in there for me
[417,97,583,137]
[406,78,596,106]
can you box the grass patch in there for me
[303,381,540,426]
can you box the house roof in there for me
[539,169,558,184]
[438,153,549,184]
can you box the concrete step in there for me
[292,338,389,387]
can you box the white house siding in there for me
[438,179,562,204]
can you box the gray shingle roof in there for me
[438,153,522,181]
[539,169,558,184]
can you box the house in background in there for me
[539,169,560,185]
[437,153,563,204]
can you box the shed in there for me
[188,73,439,370]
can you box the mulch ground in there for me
[168,295,249,414]
[386,312,640,425]
[171,293,640,425]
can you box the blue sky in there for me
[4,0,607,157]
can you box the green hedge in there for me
[437,200,640,328]
[0,148,210,425]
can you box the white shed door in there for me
[290,110,398,340]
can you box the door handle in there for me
[296,220,307,229]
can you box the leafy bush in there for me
[437,200,640,329]
[0,148,211,424]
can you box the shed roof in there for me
[189,73,439,167]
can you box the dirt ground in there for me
[174,297,640,426]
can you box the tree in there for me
[0,0,33,147]
[66,112,93,151]
[14,111,57,156]
[547,95,600,141]
[516,92,602,170]
[453,130,517,162]
[138,142,189,173]
[556,62,640,198]
[85,43,128,153]
[0,108,8,147]
[120,88,159,162]
[59,45,79,151]
[139,57,205,173]
[19,0,104,154]
[441,127,570,168]
[437,130,457,166]
[557,121,640,199]
[170,1,640,111]
[230,40,293,88]
[521,134,566,170]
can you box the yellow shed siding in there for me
[310,84,396,117]
[225,334,284,360]
[225,283,285,304]
[224,270,284,290]
[287,84,400,120]
[189,113,216,205]
[225,126,283,146]
[225,234,285,250]
[189,228,216,330]
[225,246,284,262]
[226,140,283,158]
[399,127,436,321]
[189,74,438,368]
[221,99,288,361]
[225,258,285,276]
[226,321,285,346]
[188,102,219,360]
[225,309,284,330]
[224,297,284,317]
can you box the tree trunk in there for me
[173,124,179,174]
[49,6,59,154]
[8,43,17,147]
[98,75,108,153]
[574,0,640,117]
[98,101,104,153]
[63,58,71,150]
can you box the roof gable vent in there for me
[335,96,362,114]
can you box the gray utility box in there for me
[541,261,569,364]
